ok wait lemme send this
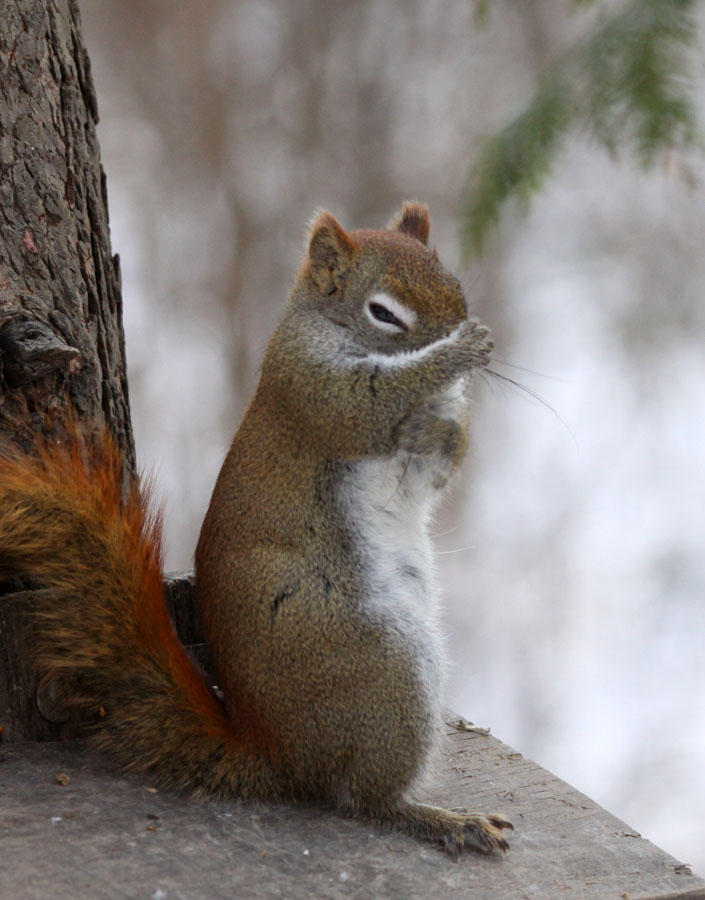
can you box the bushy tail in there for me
[0,429,279,799]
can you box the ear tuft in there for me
[307,210,357,294]
[387,201,430,245]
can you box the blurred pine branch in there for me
[473,0,490,24]
[463,0,699,256]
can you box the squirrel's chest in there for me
[336,454,444,684]
[339,453,436,566]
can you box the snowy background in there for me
[82,0,705,872]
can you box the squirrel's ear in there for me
[387,201,430,245]
[307,211,357,295]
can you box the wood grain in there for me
[2,573,701,897]
[0,723,701,898]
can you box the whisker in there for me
[435,545,477,555]
[381,455,411,509]
[483,368,578,446]
[462,268,485,306]
[476,371,496,395]
[489,358,564,381]
[485,368,555,410]
[431,523,461,538]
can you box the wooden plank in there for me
[0,723,702,899]
[0,589,31,741]
[0,571,206,742]
[163,569,200,645]
[2,572,702,896]
[419,722,705,900]
[164,568,218,682]
[0,589,80,743]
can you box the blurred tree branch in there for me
[463,0,700,256]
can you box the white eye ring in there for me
[364,292,417,333]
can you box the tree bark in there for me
[0,0,136,742]
[0,0,134,471]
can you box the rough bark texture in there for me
[0,0,134,470]
[0,0,136,740]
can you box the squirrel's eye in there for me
[364,293,416,333]
[370,303,403,327]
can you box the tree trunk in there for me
[0,0,134,469]
[0,0,135,742]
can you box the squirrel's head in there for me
[292,202,468,353]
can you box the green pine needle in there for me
[462,0,699,257]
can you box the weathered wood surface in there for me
[164,569,216,680]
[2,573,702,896]
[0,589,78,744]
[0,571,203,742]
[1,724,702,899]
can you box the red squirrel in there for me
[0,203,512,854]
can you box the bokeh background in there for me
[81,0,705,871]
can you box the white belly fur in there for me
[338,382,469,726]
[343,452,445,690]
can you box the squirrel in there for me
[0,202,512,855]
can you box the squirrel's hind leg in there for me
[350,798,513,856]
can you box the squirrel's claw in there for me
[454,813,513,856]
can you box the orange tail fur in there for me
[0,430,282,799]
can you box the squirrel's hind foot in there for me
[443,810,514,856]
[364,799,513,856]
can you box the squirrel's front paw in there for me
[395,411,466,463]
[456,319,494,369]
